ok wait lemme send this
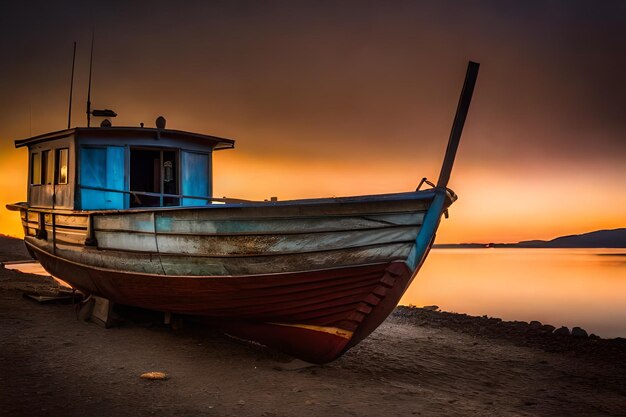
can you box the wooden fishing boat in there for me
[7,62,479,363]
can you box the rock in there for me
[553,326,570,336]
[140,371,168,380]
[571,327,588,338]
[529,320,542,328]
[541,324,556,333]
[422,305,439,311]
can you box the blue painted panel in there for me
[80,146,125,210]
[405,189,445,271]
[106,146,125,208]
[181,151,210,206]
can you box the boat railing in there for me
[78,184,255,206]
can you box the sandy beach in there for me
[1,235,625,417]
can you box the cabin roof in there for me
[14,127,235,150]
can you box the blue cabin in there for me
[16,124,235,211]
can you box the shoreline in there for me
[2,235,626,415]
[392,306,626,364]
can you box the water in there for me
[3,261,72,288]
[3,262,49,276]
[401,248,626,338]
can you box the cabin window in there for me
[130,148,179,207]
[41,150,54,185]
[181,151,210,206]
[80,146,125,210]
[56,148,69,185]
[30,153,41,185]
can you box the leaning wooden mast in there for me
[407,60,480,270]
[437,61,480,189]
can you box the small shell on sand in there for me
[140,372,168,380]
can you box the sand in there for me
[1,235,625,416]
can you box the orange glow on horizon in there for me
[0,136,623,243]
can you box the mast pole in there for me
[86,30,94,127]
[67,41,76,129]
[436,61,480,188]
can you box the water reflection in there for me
[3,261,72,288]
[401,248,626,338]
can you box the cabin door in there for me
[80,146,125,210]
[129,148,179,207]
[181,151,211,206]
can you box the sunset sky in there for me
[0,1,624,243]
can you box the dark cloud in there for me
[0,0,624,169]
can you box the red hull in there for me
[27,241,413,363]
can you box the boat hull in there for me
[13,190,445,363]
[27,241,415,363]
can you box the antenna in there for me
[84,30,118,127]
[86,30,94,127]
[67,41,76,129]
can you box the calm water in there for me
[401,248,626,338]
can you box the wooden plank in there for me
[158,226,420,255]
[153,212,425,235]
[54,214,89,228]
[94,225,419,255]
[45,227,87,246]
[28,237,413,276]
[93,212,156,233]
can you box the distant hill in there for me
[435,228,626,249]
[517,228,626,248]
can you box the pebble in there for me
[140,372,168,380]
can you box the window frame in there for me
[30,152,42,185]
[55,148,69,185]
[41,150,54,185]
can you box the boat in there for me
[7,61,479,363]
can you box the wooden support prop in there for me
[437,61,480,189]
[90,296,116,328]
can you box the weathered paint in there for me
[20,191,434,276]
[95,225,419,255]
[26,240,413,363]
[28,237,414,276]
[153,212,425,235]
